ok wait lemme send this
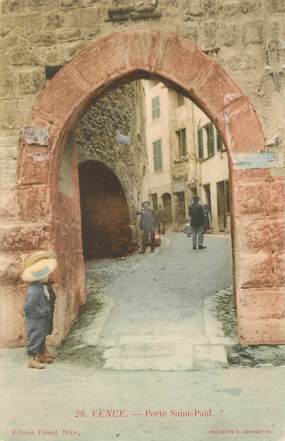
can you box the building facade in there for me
[142,81,230,234]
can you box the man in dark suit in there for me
[139,201,160,253]
[189,196,206,250]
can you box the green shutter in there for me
[217,131,224,151]
[152,96,160,119]
[153,140,162,171]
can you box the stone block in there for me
[231,168,270,185]
[17,97,39,125]
[59,0,83,8]
[30,32,56,46]
[18,185,51,221]
[237,287,285,320]
[267,0,285,13]
[225,97,265,154]
[7,46,39,66]
[22,0,58,11]
[62,41,87,62]
[0,67,16,98]
[0,190,18,218]
[236,217,285,253]
[105,343,193,358]
[55,28,81,42]
[217,23,238,47]
[235,182,266,216]
[79,5,105,28]
[0,159,17,190]
[243,20,264,45]
[16,68,45,96]
[239,317,285,345]
[193,62,243,116]
[0,136,20,162]
[0,100,23,131]
[237,250,285,289]
[14,14,44,39]
[0,252,22,283]
[17,147,50,186]
[0,221,51,252]
[198,20,217,49]
[43,13,63,30]
[240,0,261,14]
[104,355,194,370]
[0,19,11,37]
[154,33,213,93]
[180,0,204,18]
[71,32,131,87]
[266,177,285,215]
[0,284,26,348]
[194,345,227,368]
[1,0,21,15]
[32,63,90,127]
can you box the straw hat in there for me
[21,250,57,283]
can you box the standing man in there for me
[139,201,160,253]
[189,196,206,250]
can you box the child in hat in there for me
[22,251,57,369]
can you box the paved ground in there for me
[58,233,233,370]
[1,233,285,440]
[99,233,232,339]
[1,349,285,441]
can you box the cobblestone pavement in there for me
[58,233,233,370]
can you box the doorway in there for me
[79,160,132,259]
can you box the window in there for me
[217,131,224,151]
[176,128,187,158]
[153,139,163,171]
[205,123,215,157]
[177,93,184,107]
[152,96,160,119]
[151,193,158,211]
[198,128,204,160]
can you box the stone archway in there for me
[79,160,132,259]
[17,30,285,346]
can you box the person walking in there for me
[139,201,160,253]
[21,250,58,369]
[156,205,167,235]
[188,196,206,250]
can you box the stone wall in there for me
[0,0,284,347]
[76,82,147,232]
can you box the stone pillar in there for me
[232,169,285,345]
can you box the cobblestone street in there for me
[58,233,233,370]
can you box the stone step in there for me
[114,334,233,346]
[104,342,193,358]
[102,339,228,371]
[104,354,194,371]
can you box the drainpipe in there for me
[192,104,202,198]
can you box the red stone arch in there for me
[17,30,285,345]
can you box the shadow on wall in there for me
[79,160,135,259]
